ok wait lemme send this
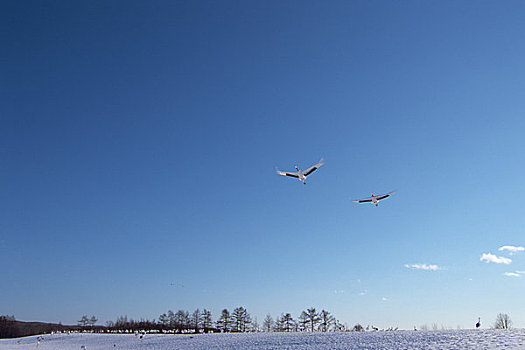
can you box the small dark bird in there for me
[476,317,481,329]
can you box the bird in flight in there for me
[276,158,324,184]
[353,191,395,206]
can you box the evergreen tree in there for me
[216,309,231,333]
[319,310,335,332]
[305,308,321,332]
[273,315,283,332]
[232,307,250,332]
[77,315,89,327]
[281,313,295,332]
[158,313,169,327]
[0,315,17,338]
[298,311,309,332]
[201,309,213,332]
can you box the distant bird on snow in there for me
[476,317,481,329]
[276,158,324,184]
[353,191,395,206]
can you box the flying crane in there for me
[353,191,395,206]
[276,158,324,184]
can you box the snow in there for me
[2,329,525,349]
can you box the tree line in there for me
[0,316,86,339]
[1,311,514,338]
[265,308,345,332]
[103,307,344,333]
[153,307,250,333]
[99,309,515,333]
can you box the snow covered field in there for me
[2,329,525,350]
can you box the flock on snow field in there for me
[2,330,525,350]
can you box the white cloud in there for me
[516,271,525,274]
[334,290,344,294]
[480,253,512,264]
[504,272,520,277]
[359,291,366,296]
[381,297,388,301]
[498,246,525,255]
[404,263,440,271]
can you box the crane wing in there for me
[353,197,373,203]
[303,158,324,176]
[376,191,395,200]
[276,170,299,178]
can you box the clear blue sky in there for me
[2,0,525,329]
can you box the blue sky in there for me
[2,0,525,329]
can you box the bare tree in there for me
[167,310,176,329]
[251,316,259,332]
[494,313,512,329]
[263,314,273,332]
[245,313,252,332]
[273,315,283,332]
[175,310,190,332]
[89,316,98,327]
[114,315,128,329]
[191,309,201,333]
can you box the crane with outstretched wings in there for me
[276,158,324,184]
[353,191,395,206]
